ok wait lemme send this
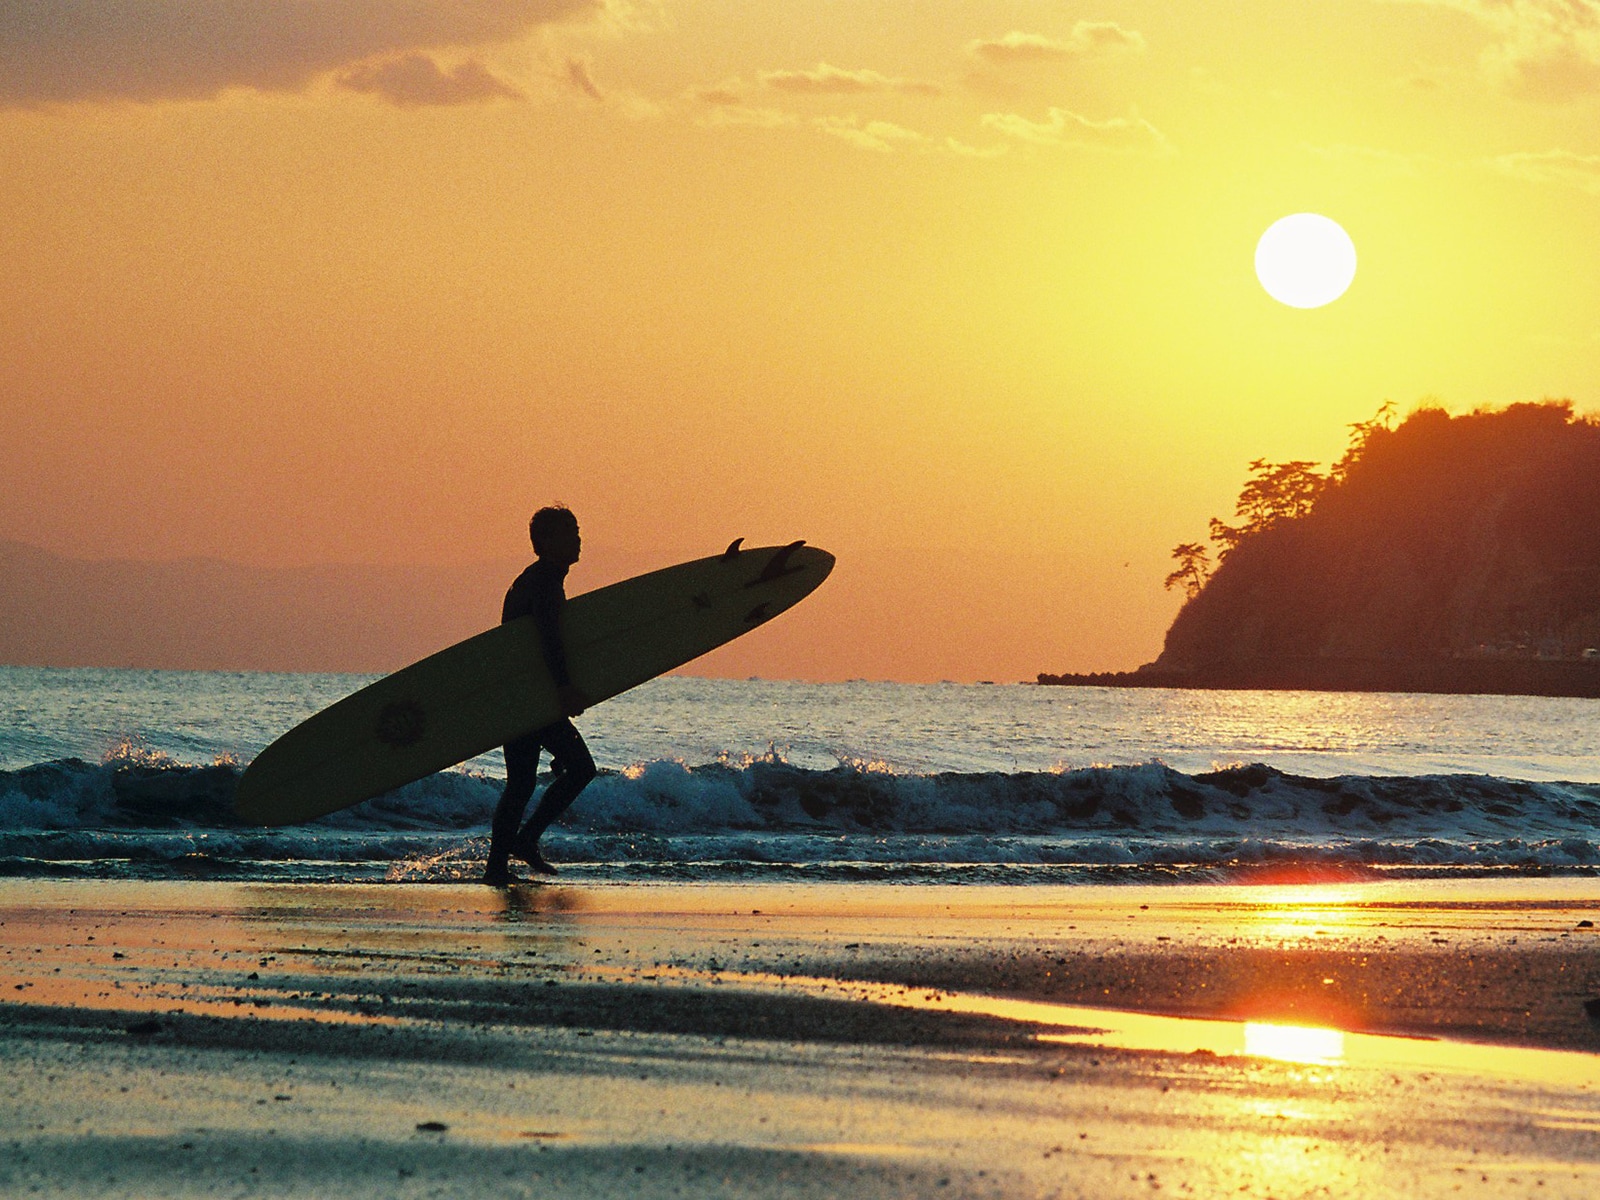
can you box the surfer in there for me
[484,505,596,885]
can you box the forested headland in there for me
[1041,400,1600,697]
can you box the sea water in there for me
[3,666,1599,882]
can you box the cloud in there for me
[1386,0,1600,100]
[0,0,597,107]
[1491,36,1600,100]
[981,107,1172,154]
[690,83,744,107]
[970,32,1072,66]
[942,137,1009,159]
[968,22,1145,66]
[337,54,521,106]
[1072,20,1147,55]
[698,104,799,131]
[565,54,604,101]
[812,116,932,153]
[758,63,941,97]
[695,104,932,153]
[1304,136,1600,196]
[1486,147,1600,192]
[1303,141,1432,176]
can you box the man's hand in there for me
[558,684,590,717]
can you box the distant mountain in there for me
[1041,401,1600,696]
[0,540,815,677]
[0,542,521,673]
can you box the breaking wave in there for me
[2,744,1599,881]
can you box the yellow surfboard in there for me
[234,541,833,825]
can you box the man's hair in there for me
[529,505,578,551]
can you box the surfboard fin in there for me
[748,540,806,587]
[743,602,771,625]
[722,538,744,560]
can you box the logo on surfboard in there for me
[375,699,427,748]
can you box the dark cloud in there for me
[337,53,522,107]
[0,0,596,106]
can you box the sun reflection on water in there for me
[1243,1022,1346,1065]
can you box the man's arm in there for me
[533,578,588,716]
[532,583,571,688]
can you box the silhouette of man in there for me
[484,505,596,885]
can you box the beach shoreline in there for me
[4,878,1599,1196]
[6,877,1599,1043]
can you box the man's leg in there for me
[485,732,542,884]
[512,718,596,873]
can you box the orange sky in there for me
[4,1,1600,681]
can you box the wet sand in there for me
[3,877,1599,1197]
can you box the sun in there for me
[1254,214,1357,308]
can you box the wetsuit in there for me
[486,559,597,874]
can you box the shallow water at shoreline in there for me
[6,670,1600,882]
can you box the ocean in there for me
[4,666,1600,884]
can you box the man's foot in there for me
[512,837,559,876]
[482,860,517,887]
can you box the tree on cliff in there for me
[1164,543,1211,600]
[1154,399,1600,670]
[1329,400,1398,483]
[1172,402,1400,575]
[1206,459,1328,557]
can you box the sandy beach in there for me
[3,877,1599,1197]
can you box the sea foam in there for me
[2,748,1598,880]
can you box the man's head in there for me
[529,505,581,565]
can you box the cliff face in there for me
[1154,403,1600,673]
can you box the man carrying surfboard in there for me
[484,505,596,885]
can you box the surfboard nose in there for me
[802,545,836,581]
[765,543,835,589]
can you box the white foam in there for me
[1,752,1598,879]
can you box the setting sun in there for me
[1255,214,1358,309]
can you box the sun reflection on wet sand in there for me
[1235,886,1367,940]
[632,967,1600,1088]
[1243,1021,1345,1064]
[975,994,1599,1088]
